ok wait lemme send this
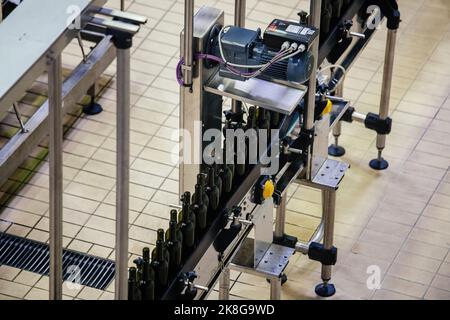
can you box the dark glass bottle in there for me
[206,166,220,211]
[152,229,169,299]
[213,163,223,196]
[178,192,195,261]
[128,267,141,300]
[140,247,155,300]
[166,210,182,279]
[270,110,280,128]
[192,173,209,213]
[258,108,270,131]
[192,183,208,241]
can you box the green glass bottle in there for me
[206,166,220,212]
[192,173,209,213]
[128,267,141,300]
[178,192,195,261]
[166,210,182,279]
[140,247,155,300]
[152,229,169,299]
[192,183,208,242]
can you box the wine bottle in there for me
[192,173,209,213]
[206,166,220,211]
[179,192,195,261]
[213,163,223,196]
[152,229,169,299]
[140,247,155,300]
[128,267,141,300]
[166,210,182,279]
[192,183,208,242]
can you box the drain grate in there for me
[0,233,115,290]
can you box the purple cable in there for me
[176,51,291,85]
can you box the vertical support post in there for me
[231,0,246,113]
[219,268,230,300]
[274,196,286,239]
[270,278,282,300]
[315,188,336,297]
[369,29,397,170]
[114,33,132,300]
[304,0,322,179]
[182,0,194,87]
[328,84,345,157]
[48,52,63,301]
[120,0,125,11]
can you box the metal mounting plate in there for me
[329,99,351,131]
[204,72,307,115]
[312,158,349,189]
[255,244,295,277]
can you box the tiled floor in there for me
[1,0,450,300]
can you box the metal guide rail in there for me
[0,0,147,300]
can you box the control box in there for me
[264,19,318,50]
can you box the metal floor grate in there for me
[0,233,115,290]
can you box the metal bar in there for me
[12,102,28,133]
[48,52,63,300]
[182,0,194,86]
[352,111,366,123]
[270,278,281,300]
[274,196,286,239]
[120,0,125,11]
[375,29,397,159]
[305,0,322,179]
[332,84,344,145]
[218,268,230,300]
[231,0,246,114]
[115,46,131,300]
[295,220,324,254]
[320,189,336,283]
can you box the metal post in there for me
[182,0,194,87]
[328,84,345,157]
[120,0,125,11]
[305,0,322,178]
[48,52,63,300]
[274,196,286,239]
[270,278,282,300]
[369,29,397,170]
[219,268,230,300]
[115,46,131,300]
[12,102,28,133]
[231,0,246,113]
[315,188,336,297]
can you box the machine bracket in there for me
[364,112,392,135]
[312,158,349,190]
[273,233,298,249]
[308,242,337,266]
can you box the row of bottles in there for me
[128,107,283,300]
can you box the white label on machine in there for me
[300,28,311,35]
[286,25,302,34]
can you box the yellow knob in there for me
[262,180,275,200]
[321,99,333,116]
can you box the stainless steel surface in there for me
[376,29,397,157]
[0,0,106,115]
[256,244,294,276]
[183,0,194,86]
[352,111,366,123]
[321,188,336,282]
[305,0,322,179]
[253,198,274,267]
[205,72,307,115]
[115,48,131,300]
[312,159,349,189]
[179,6,224,194]
[0,36,116,189]
[98,7,147,24]
[311,114,330,178]
[90,17,140,34]
[274,196,286,239]
[218,268,230,300]
[48,52,63,300]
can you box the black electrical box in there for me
[263,19,318,50]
